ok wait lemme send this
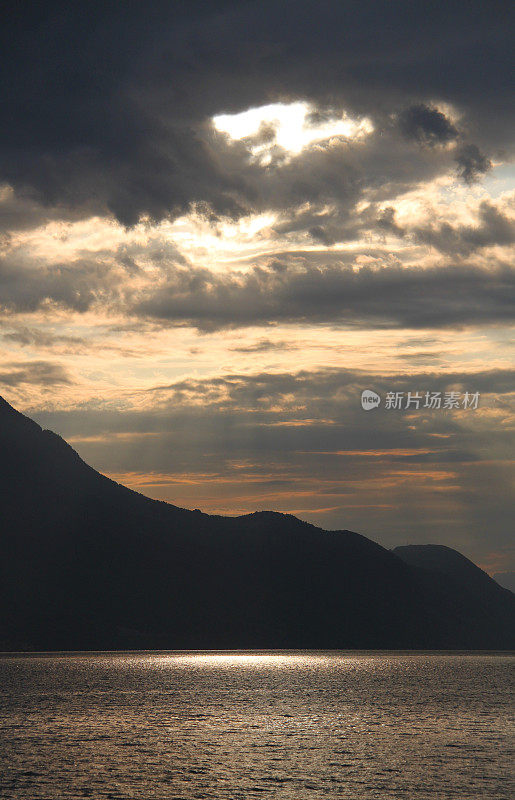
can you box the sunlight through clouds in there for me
[213,101,374,160]
[0,2,513,573]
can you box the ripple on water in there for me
[0,651,513,799]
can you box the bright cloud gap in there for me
[213,101,374,160]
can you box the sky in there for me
[0,1,513,573]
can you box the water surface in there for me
[0,651,513,799]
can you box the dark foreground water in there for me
[0,652,513,799]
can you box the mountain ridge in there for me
[0,396,513,651]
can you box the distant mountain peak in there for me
[393,544,510,596]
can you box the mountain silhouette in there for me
[0,396,513,650]
[394,544,505,593]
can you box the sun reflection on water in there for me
[143,651,360,671]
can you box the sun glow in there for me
[213,101,373,158]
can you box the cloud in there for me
[398,104,459,147]
[0,236,187,314]
[134,259,514,330]
[455,144,492,184]
[3,240,511,330]
[0,184,92,236]
[0,2,511,573]
[2,326,85,348]
[0,251,116,312]
[0,360,72,386]
[24,362,514,564]
[229,338,298,353]
[402,198,515,255]
[25,364,514,486]
[1,193,512,332]
[145,366,515,418]
[0,2,512,227]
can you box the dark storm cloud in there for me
[398,104,459,147]
[2,245,511,329]
[454,144,492,184]
[134,260,514,330]
[0,1,512,226]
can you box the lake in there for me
[0,652,513,799]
